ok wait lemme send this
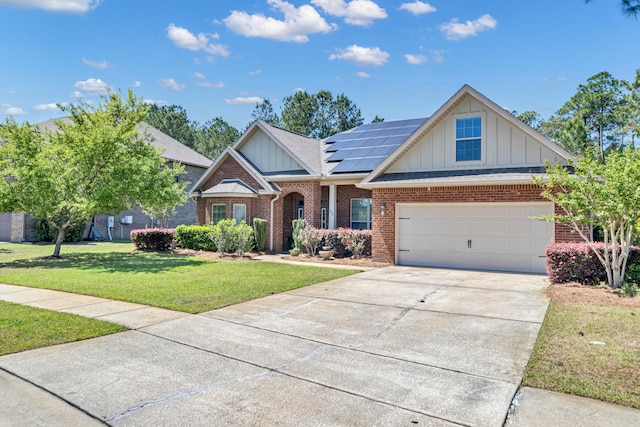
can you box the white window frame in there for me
[211,204,226,224]
[233,204,246,225]
[350,198,372,230]
[454,112,485,164]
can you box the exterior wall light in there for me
[380,202,386,216]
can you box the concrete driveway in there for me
[0,266,549,426]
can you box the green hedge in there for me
[36,220,85,243]
[175,225,217,251]
[131,228,175,251]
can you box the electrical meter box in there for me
[107,216,115,228]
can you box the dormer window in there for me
[455,117,482,162]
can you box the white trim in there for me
[358,174,549,189]
[328,184,337,229]
[201,192,258,198]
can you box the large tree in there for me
[146,104,198,150]
[557,71,627,161]
[0,91,187,257]
[535,148,640,288]
[195,117,241,160]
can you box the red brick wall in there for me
[371,184,578,263]
[336,185,372,228]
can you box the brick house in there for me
[190,85,575,273]
[0,121,212,242]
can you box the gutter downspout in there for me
[269,193,281,252]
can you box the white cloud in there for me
[0,104,25,115]
[224,96,263,105]
[82,57,109,69]
[225,0,336,43]
[430,49,445,62]
[249,69,262,76]
[355,71,372,78]
[69,91,84,98]
[312,0,387,26]
[143,99,168,106]
[74,78,109,93]
[404,53,427,65]
[8,90,18,96]
[440,14,497,40]
[329,45,389,66]
[34,103,62,111]
[159,78,186,91]
[196,81,225,89]
[167,24,230,57]
[192,72,206,79]
[133,81,141,87]
[0,0,102,13]
[399,1,436,15]
[544,76,568,83]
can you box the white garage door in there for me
[0,213,11,242]
[396,202,554,274]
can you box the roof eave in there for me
[358,175,548,189]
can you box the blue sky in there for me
[1,0,638,130]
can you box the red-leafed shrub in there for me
[130,228,175,251]
[546,242,640,285]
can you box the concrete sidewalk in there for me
[0,283,188,329]
[1,267,639,426]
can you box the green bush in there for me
[235,221,255,256]
[130,228,175,251]
[253,218,267,252]
[174,225,217,251]
[212,219,237,254]
[36,219,85,243]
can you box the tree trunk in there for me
[52,226,67,258]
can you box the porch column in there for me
[328,184,337,229]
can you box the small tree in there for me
[534,148,640,288]
[0,90,186,257]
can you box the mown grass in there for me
[0,242,359,313]
[0,300,126,356]
[523,301,640,409]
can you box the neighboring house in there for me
[191,84,577,273]
[1,120,212,242]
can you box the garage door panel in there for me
[397,202,553,274]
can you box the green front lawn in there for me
[0,242,358,313]
[523,301,640,409]
[0,300,126,356]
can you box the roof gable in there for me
[234,122,321,175]
[361,85,573,185]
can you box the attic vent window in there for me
[455,117,482,162]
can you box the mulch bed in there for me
[547,282,640,308]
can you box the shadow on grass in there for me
[0,251,210,274]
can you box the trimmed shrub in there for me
[301,225,323,256]
[131,228,175,251]
[337,228,372,258]
[318,228,371,258]
[546,242,640,285]
[174,225,216,251]
[253,218,267,252]
[36,219,85,243]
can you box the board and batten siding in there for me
[240,130,305,173]
[387,94,566,173]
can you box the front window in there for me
[233,204,246,225]
[211,204,225,224]
[455,116,481,162]
[351,198,372,230]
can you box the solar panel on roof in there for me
[326,117,428,173]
